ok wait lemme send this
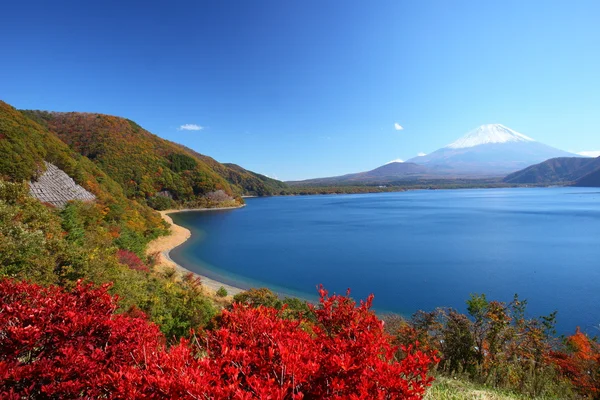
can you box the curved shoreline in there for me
[146,206,246,296]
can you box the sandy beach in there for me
[146,206,246,296]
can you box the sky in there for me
[1,0,600,180]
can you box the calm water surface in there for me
[170,188,600,334]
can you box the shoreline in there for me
[146,205,246,296]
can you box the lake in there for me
[169,188,600,335]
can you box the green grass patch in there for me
[426,377,562,400]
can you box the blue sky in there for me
[1,0,599,180]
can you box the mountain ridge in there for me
[575,168,600,187]
[287,162,431,186]
[0,99,167,251]
[505,156,600,186]
[22,110,286,205]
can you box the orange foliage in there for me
[550,328,600,397]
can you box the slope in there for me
[575,166,600,187]
[1,101,91,182]
[223,163,288,195]
[504,157,600,184]
[0,100,166,246]
[23,110,248,206]
[171,143,287,196]
[288,162,432,186]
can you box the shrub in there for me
[117,249,149,273]
[141,273,216,340]
[399,295,573,398]
[0,279,165,398]
[550,328,600,397]
[0,279,438,399]
[0,181,64,284]
[147,195,175,210]
[216,286,227,297]
[233,287,282,308]
[115,226,147,257]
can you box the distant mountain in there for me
[406,124,580,176]
[353,162,430,179]
[290,124,582,186]
[504,157,600,184]
[575,168,600,187]
[23,111,286,202]
[287,162,432,186]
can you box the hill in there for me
[223,163,288,195]
[0,101,163,234]
[23,111,285,207]
[575,167,600,187]
[171,143,287,196]
[287,162,432,186]
[504,157,600,185]
[1,101,98,183]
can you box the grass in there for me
[425,377,561,400]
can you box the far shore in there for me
[146,205,246,297]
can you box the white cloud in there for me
[578,151,600,158]
[385,158,404,164]
[418,152,427,157]
[394,122,404,131]
[178,124,204,131]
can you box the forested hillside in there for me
[224,163,288,195]
[174,143,288,196]
[23,110,286,206]
[0,101,164,240]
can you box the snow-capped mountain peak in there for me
[385,158,404,164]
[446,124,535,149]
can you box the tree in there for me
[216,286,228,297]
[550,328,600,397]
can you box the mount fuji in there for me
[405,124,581,176]
[288,124,583,186]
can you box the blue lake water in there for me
[169,188,600,335]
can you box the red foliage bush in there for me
[0,280,438,399]
[117,249,149,272]
[0,279,164,398]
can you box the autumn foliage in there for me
[550,328,600,397]
[0,279,163,398]
[22,110,284,200]
[117,249,149,272]
[0,280,438,399]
